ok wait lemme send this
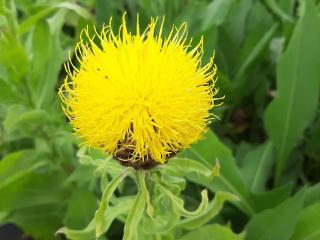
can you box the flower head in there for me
[59,15,220,169]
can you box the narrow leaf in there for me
[94,168,132,237]
[240,141,274,192]
[179,191,238,229]
[291,202,320,240]
[138,171,154,219]
[234,23,278,92]
[264,0,320,183]
[59,197,133,240]
[184,130,255,216]
[245,189,305,240]
[159,184,209,217]
[178,224,245,240]
[63,189,98,229]
[123,190,146,240]
[200,0,235,30]
[18,3,91,35]
[31,20,51,88]
[165,157,213,177]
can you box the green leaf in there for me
[48,8,67,33]
[245,189,305,240]
[184,130,255,216]
[0,170,66,212]
[0,152,69,240]
[95,168,132,237]
[0,150,46,192]
[197,26,218,63]
[222,0,253,48]
[277,0,295,15]
[18,7,55,35]
[240,142,274,192]
[178,224,245,240]
[140,181,180,234]
[264,0,293,23]
[179,191,239,230]
[31,20,52,88]
[59,197,134,240]
[6,204,65,240]
[264,0,320,183]
[0,211,8,221]
[305,118,320,160]
[291,202,320,240]
[35,27,64,108]
[0,80,20,103]
[304,183,320,207]
[137,0,166,18]
[63,189,98,229]
[158,184,209,217]
[153,169,186,193]
[58,220,96,240]
[123,189,146,240]
[250,182,293,212]
[138,171,154,219]
[95,0,121,28]
[55,2,92,20]
[233,23,278,93]
[0,33,29,83]
[200,0,235,31]
[165,157,213,178]
[18,3,91,34]
[3,108,50,132]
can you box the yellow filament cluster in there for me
[59,15,221,164]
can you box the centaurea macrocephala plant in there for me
[58,15,234,240]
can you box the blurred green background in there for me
[0,0,320,239]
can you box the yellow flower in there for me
[59,15,220,169]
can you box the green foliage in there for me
[264,0,320,184]
[0,0,320,239]
[59,151,237,240]
[95,169,133,237]
[178,224,244,240]
[291,202,320,240]
[184,130,255,216]
[245,189,305,240]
